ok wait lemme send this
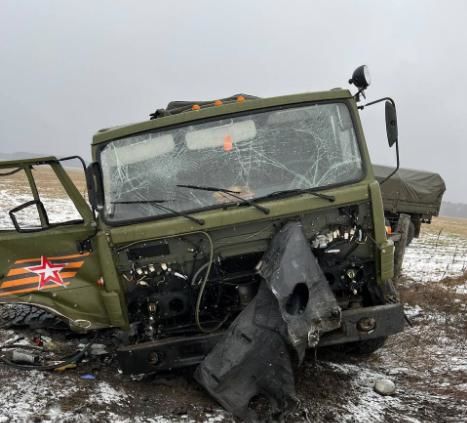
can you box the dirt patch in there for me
[398,273,467,314]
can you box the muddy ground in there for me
[1,215,466,422]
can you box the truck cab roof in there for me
[92,89,352,145]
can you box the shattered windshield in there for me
[100,102,362,222]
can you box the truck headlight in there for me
[349,65,371,89]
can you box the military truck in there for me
[374,164,446,244]
[0,66,405,383]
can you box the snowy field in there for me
[0,176,466,422]
[404,232,467,282]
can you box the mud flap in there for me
[195,222,342,419]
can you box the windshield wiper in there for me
[264,189,335,202]
[177,184,270,215]
[112,199,205,225]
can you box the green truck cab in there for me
[0,67,405,373]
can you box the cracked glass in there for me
[100,102,363,222]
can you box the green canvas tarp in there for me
[373,165,446,217]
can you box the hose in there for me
[114,230,220,334]
[194,262,216,333]
[193,242,230,333]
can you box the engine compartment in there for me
[113,202,379,343]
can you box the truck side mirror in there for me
[85,162,104,211]
[385,100,398,147]
[9,200,49,232]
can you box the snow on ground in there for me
[0,182,466,422]
[403,232,467,282]
[0,189,81,230]
[0,338,224,422]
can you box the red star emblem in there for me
[26,256,66,290]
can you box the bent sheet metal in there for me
[196,222,342,419]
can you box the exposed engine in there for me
[115,203,378,343]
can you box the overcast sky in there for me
[0,0,465,202]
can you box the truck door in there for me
[0,157,126,329]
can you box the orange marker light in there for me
[214,100,223,106]
[224,135,233,151]
[192,104,201,111]
[236,95,245,103]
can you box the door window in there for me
[0,163,84,231]
[0,167,36,230]
[32,164,82,224]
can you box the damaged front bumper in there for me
[116,302,405,375]
[318,302,404,346]
[117,222,405,419]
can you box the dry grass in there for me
[427,216,467,238]
[395,217,467,399]
[0,165,86,199]
[390,273,467,401]
[399,272,467,314]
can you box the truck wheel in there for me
[339,337,387,355]
[0,304,66,330]
[406,221,415,246]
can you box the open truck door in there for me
[0,157,127,330]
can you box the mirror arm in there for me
[358,96,399,184]
[358,96,396,110]
[379,140,400,185]
[354,88,366,103]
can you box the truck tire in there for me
[0,304,66,330]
